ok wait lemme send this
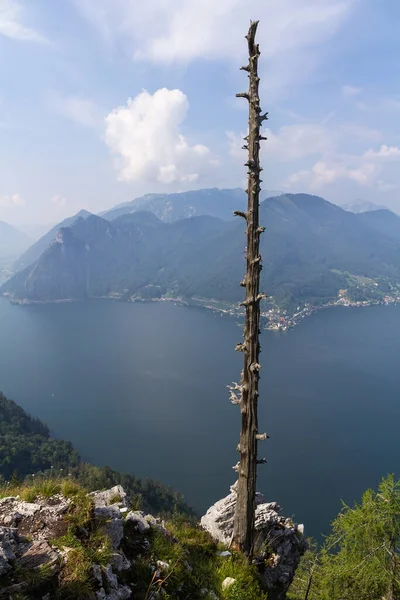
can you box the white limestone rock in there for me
[125,511,151,533]
[201,483,307,600]
[0,495,70,541]
[222,577,236,590]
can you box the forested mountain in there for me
[356,208,400,239]
[15,209,92,269]
[0,392,194,517]
[3,194,400,312]
[0,220,31,259]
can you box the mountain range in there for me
[101,188,283,222]
[3,190,400,313]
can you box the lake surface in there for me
[0,297,399,540]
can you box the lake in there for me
[0,297,399,540]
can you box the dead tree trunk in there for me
[230,20,267,556]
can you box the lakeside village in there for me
[175,278,400,331]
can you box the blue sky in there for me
[1,0,400,229]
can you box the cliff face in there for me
[0,482,305,599]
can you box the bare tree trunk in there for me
[230,20,267,557]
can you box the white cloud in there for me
[363,145,400,160]
[51,194,67,207]
[47,93,104,128]
[0,193,25,208]
[342,85,361,97]
[286,160,377,189]
[228,122,382,165]
[0,0,47,43]
[279,137,400,191]
[227,119,397,193]
[228,124,333,165]
[227,130,246,161]
[266,124,334,160]
[377,180,398,192]
[105,88,217,184]
[339,124,382,142]
[76,0,355,94]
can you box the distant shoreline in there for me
[3,292,399,332]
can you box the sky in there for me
[1,0,400,230]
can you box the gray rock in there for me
[0,526,19,575]
[90,486,129,509]
[184,559,193,572]
[19,540,60,570]
[201,483,307,599]
[111,551,131,572]
[200,488,267,545]
[200,590,218,600]
[95,506,124,549]
[125,511,151,533]
[92,563,104,586]
[0,582,25,598]
[0,495,70,541]
[98,564,132,599]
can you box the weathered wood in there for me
[231,20,267,556]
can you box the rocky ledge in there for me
[0,484,166,600]
[201,482,307,600]
[0,482,305,599]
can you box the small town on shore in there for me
[173,279,400,331]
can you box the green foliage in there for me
[13,562,56,596]
[288,474,400,600]
[0,392,80,480]
[138,520,264,600]
[0,392,196,519]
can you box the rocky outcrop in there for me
[1,483,298,599]
[0,494,70,539]
[0,486,140,599]
[201,482,307,600]
[0,484,189,600]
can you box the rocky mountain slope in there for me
[0,480,305,599]
[15,210,92,270]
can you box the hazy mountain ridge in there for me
[15,209,92,269]
[0,221,31,260]
[3,193,400,314]
[340,199,391,213]
[102,187,282,222]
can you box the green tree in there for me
[289,475,400,600]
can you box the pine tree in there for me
[288,474,400,600]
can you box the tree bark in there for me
[231,20,267,557]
